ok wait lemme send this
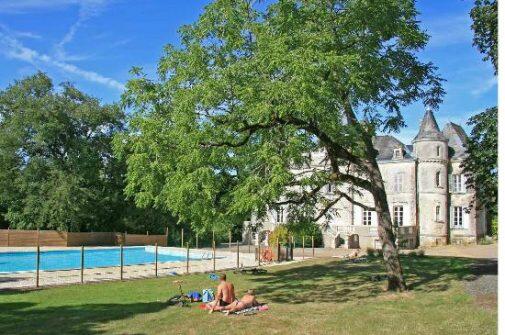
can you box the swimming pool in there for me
[0,247,205,273]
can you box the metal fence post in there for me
[80,246,84,284]
[302,236,305,260]
[155,243,158,277]
[120,244,124,281]
[36,245,40,288]
[276,238,280,262]
[236,240,240,270]
[258,243,261,266]
[186,242,190,274]
[212,240,216,272]
[181,228,184,248]
[290,238,294,260]
[312,236,315,258]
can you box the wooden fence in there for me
[0,229,168,247]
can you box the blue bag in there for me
[202,289,214,303]
[187,291,202,302]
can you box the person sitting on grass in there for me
[208,273,236,314]
[223,289,260,315]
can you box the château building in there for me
[245,110,487,249]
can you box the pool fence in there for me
[0,229,168,247]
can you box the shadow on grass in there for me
[250,255,497,304]
[0,301,170,335]
[0,255,496,334]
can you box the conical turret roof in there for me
[413,109,446,142]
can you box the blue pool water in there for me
[0,247,195,273]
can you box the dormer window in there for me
[393,148,403,160]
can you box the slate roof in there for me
[373,135,412,161]
[442,122,468,159]
[413,109,446,142]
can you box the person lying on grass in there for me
[207,273,236,314]
[222,289,260,316]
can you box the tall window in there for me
[435,171,441,187]
[435,205,441,222]
[393,173,404,192]
[363,210,372,226]
[276,207,284,223]
[327,183,333,193]
[393,206,404,227]
[451,174,463,192]
[436,145,441,157]
[453,206,463,227]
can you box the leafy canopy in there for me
[120,0,443,232]
[464,0,497,234]
[0,73,169,232]
[463,108,497,220]
[470,0,497,73]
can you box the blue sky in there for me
[0,0,497,143]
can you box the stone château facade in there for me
[244,110,487,249]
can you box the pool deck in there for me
[0,246,301,290]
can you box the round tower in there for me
[413,109,449,246]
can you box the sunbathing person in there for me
[223,289,260,315]
[208,273,236,313]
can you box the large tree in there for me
[0,73,169,233]
[470,0,497,73]
[120,0,443,291]
[463,0,498,234]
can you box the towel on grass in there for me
[198,303,269,315]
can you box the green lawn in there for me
[0,255,497,335]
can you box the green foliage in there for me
[286,221,323,247]
[0,73,170,232]
[268,225,290,246]
[470,0,497,73]
[463,107,497,227]
[490,216,498,236]
[120,0,443,234]
[467,1,497,236]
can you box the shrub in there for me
[287,221,324,247]
[478,235,494,245]
[366,247,376,257]
[268,225,290,246]
[490,216,498,236]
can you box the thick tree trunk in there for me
[368,161,407,291]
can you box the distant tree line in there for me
[463,0,497,235]
[0,73,170,234]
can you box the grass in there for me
[0,255,497,335]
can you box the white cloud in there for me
[471,77,497,96]
[424,14,473,48]
[54,0,110,61]
[0,29,124,91]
